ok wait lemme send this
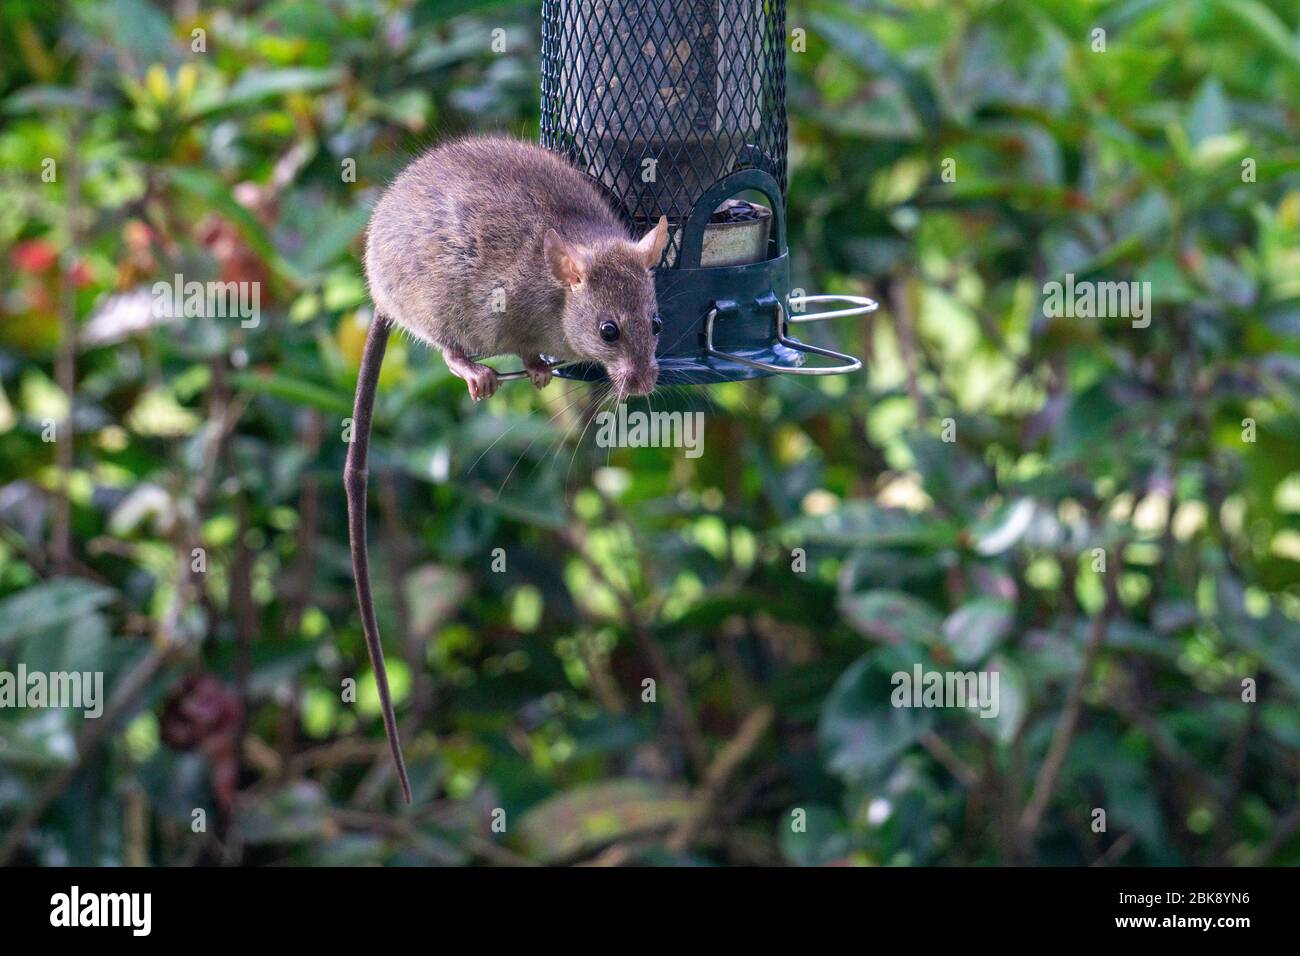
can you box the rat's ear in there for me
[636,216,669,269]
[545,229,585,288]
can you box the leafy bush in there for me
[0,0,1297,866]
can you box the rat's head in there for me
[544,217,668,397]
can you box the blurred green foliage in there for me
[0,0,1298,866]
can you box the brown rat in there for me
[365,135,667,399]
[347,135,667,801]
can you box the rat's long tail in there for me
[343,312,412,803]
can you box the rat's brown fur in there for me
[365,135,665,398]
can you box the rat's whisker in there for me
[494,383,598,498]
[657,317,701,359]
[462,380,588,476]
[567,382,616,489]
[550,385,604,492]
[531,379,610,493]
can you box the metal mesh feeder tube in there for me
[540,0,874,384]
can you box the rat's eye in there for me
[599,320,620,342]
[651,315,663,335]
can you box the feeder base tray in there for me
[554,340,810,386]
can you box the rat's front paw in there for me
[466,366,499,401]
[523,355,553,390]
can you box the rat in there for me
[366,135,667,399]
[345,135,669,801]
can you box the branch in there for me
[667,704,773,853]
[888,275,928,422]
[1092,831,1137,867]
[920,729,979,788]
[1017,571,1120,846]
[561,526,709,775]
[1246,802,1300,866]
[51,71,89,573]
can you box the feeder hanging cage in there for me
[540,0,876,383]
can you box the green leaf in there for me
[412,0,520,26]
[239,781,332,845]
[516,780,695,863]
[168,168,304,287]
[809,11,944,131]
[783,501,956,549]
[1219,580,1300,695]
[976,655,1026,745]
[230,370,353,416]
[0,713,77,769]
[96,0,176,64]
[0,580,115,647]
[943,598,1013,664]
[972,499,1036,556]
[819,655,933,782]
[484,488,573,530]
[3,86,105,114]
[838,589,942,646]
[290,205,372,277]
[1212,0,1300,75]
[1068,729,1166,851]
[190,67,345,116]
[780,803,851,866]
[1186,78,1231,147]
[21,612,110,676]
[1056,381,1124,457]
[403,564,470,640]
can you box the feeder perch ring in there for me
[703,301,863,376]
[788,293,879,324]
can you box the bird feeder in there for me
[536,0,876,384]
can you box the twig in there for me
[460,833,540,867]
[1246,802,1300,866]
[920,729,979,788]
[561,526,709,775]
[378,471,431,723]
[282,409,323,634]
[666,704,773,853]
[1108,691,1224,803]
[888,275,928,422]
[577,629,626,714]
[288,735,439,776]
[51,70,89,573]
[1217,701,1255,860]
[581,843,637,867]
[1017,571,1120,846]
[121,781,149,867]
[1092,831,1136,867]
[331,809,538,866]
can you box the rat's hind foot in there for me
[521,354,553,390]
[444,350,500,401]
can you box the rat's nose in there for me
[613,360,658,396]
[629,362,659,396]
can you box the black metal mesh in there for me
[541,0,787,267]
